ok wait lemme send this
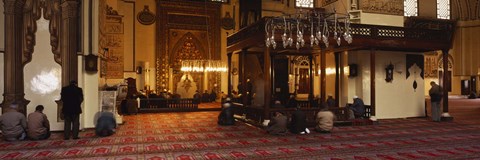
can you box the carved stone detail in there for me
[359,0,403,16]
[42,0,62,64]
[21,0,62,65]
[2,0,29,114]
[3,0,26,14]
[60,0,79,85]
[61,0,78,19]
[156,1,221,93]
[99,2,125,79]
[171,33,206,68]
[22,0,42,65]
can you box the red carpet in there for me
[1,111,480,159]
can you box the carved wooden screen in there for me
[298,68,310,94]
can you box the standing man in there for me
[429,81,443,122]
[27,105,51,140]
[326,94,336,108]
[0,103,27,141]
[61,80,84,140]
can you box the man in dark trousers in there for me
[290,106,308,134]
[429,81,443,122]
[61,80,84,140]
[348,95,365,119]
[217,98,235,125]
[95,111,117,137]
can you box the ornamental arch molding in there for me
[1,0,80,114]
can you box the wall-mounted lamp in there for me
[385,63,394,82]
[85,53,98,72]
[348,64,358,77]
[136,66,143,74]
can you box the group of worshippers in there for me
[217,93,368,135]
[266,103,336,135]
[0,80,117,142]
[193,90,217,103]
[217,97,337,135]
[0,104,50,141]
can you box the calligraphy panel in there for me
[359,0,403,16]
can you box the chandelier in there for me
[265,9,352,50]
[180,60,227,72]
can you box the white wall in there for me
[24,16,63,131]
[83,0,100,129]
[348,50,425,119]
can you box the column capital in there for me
[1,94,30,115]
[61,0,79,19]
[3,0,26,15]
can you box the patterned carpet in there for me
[1,111,480,159]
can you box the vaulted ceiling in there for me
[452,0,480,21]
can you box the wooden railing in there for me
[227,17,455,51]
[139,98,198,112]
[232,102,372,127]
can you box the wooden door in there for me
[298,68,310,94]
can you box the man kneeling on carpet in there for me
[0,103,27,141]
[27,105,51,140]
[95,111,117,137]
[266,112,288,135]
[218,98,235,125]
[315,102,335,133]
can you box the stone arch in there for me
[22,0,62,66]
[170,32,207,94]
[170,32,206,68]
[437,53,454,70]
[1,0,79,114]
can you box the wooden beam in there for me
[240,49,247,105]
[227,52,233,95]
[334,52,340,107]
[370,49,376,116]
[320,50,326,103]
[309,55,314,105]
[442,49,449,113]
[264,47,272,119]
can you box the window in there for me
[404,0,418,17]
[437,0,450,19]
[296,0,314,8]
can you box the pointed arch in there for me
[170,32,206,67]
[22,0,62,66]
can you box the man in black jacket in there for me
[290,106,308,134]
[218,98,235,125]
[61,80,84,140]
